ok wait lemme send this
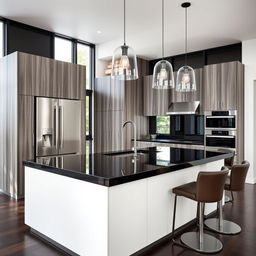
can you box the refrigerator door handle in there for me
[59,105,64,149]
[53,106,57,148]
[55,102,60,152]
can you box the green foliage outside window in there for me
[156,116,170,134]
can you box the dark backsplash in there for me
[150,115,205,142]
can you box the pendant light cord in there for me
[185,7,188,66]
[124,0,126,45]
[162,0,164,59]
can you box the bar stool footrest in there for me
[205,218,241,235]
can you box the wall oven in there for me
[205,110,237,130]
[205,130,236,150]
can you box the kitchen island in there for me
[24,147,233,256]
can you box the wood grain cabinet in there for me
[203,61,243,111]
[143,75,170,116]
[18,52,86,99]
[95,76,124,111]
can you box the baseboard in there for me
[0,189,24,200]
[132,210,218,256]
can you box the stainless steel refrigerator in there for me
[36,97,81,157]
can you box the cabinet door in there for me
[18,53,59,97]
[57,61,86,100]
[143,75,170,116]
[220,62,237,110]
[95,76,124,111]
[94,110,124,153]
[203,64,220,111]
[18,52,86,99]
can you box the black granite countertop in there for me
[137,138,204,145]
[23,146,233,187]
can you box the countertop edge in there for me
[23,152,233,187]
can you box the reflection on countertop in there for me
[23,146,233,187]
[136,138,204,145]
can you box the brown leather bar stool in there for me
[172,170,228,253]
[205,160,250,235]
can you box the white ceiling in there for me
[0,0,256,60]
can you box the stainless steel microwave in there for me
[204,110,237,130]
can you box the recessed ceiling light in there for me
[97,30,102,34]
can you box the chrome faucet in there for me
[122,120,137,157]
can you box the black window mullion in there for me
[72,39,77,64]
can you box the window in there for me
[77,43,91,89]
[54,37,72,62]
[156,116,170,134]
[0,21,3,57]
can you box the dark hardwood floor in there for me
[0,184,255,256]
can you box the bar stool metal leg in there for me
[180,202,223,253]
[172,195,177,240]
[204,199,241,235]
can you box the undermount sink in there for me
[104,149,155,157]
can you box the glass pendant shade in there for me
[176,65,196,92]
[111,45,138,80]
[152,60,174,89]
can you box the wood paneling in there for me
[95,77,124,111]
[203,61,241,111]
[0,53,18,198]
[94,111,124,153]
[17,96,34,197]
[220,62,237,110]
[203,64,220,111]
[236,62,244,163]
[143,76,170,116]
[18,52,86,99]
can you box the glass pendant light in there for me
[152,0,174,89]
[176,2,196,92]
[111,0,138,80]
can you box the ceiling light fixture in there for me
[111,0,138,80]
[176,2,196,92]
[152,0,174,89]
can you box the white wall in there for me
[242,39,256,184]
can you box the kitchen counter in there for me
[24,146,232,256]
[23,146,231,187]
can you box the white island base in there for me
[25,159,224,256]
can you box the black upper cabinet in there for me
[149,43,241,75]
